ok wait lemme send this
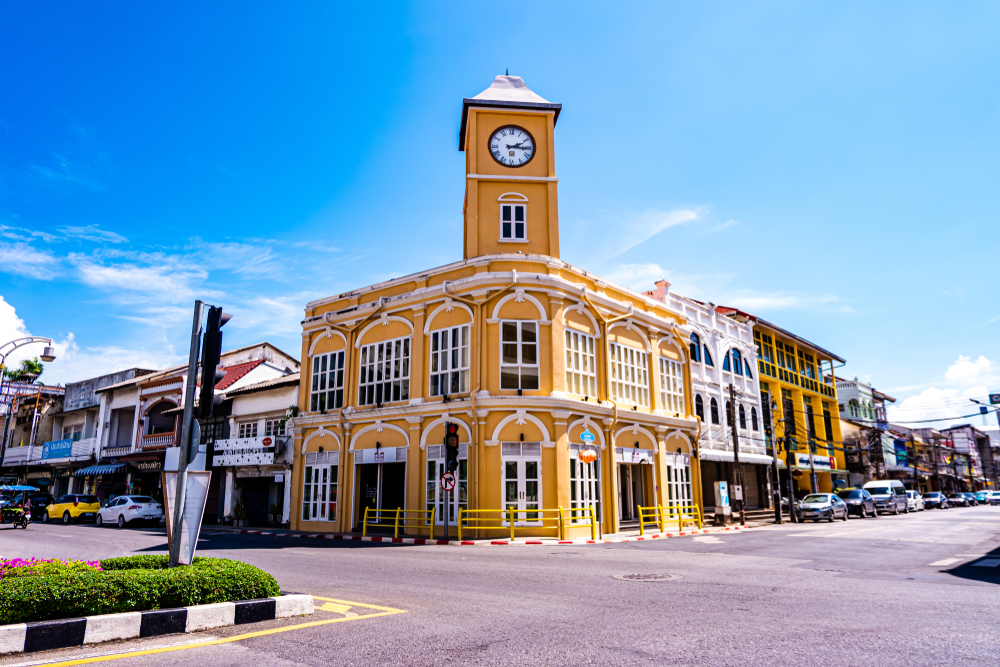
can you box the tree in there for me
[4,357,44,383]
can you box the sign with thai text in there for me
[41,439,73,460]
[211,438,275,467]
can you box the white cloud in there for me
[0,242,59,279]
[28,154,105,192]
[886,354,1000,429]
[42,340,182,385]
[944,354,992,387]
[605,208,703,260]
[721,291,847,313]
[59,225,128,244]
[68,252,222,304]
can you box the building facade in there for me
[289,75,702,538]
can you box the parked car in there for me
[96,495,164,528]
[962,492,979,506]
[836,489,877,518]
[10,492,54,521]
[974,491,991,504]
[905,490,925,512]
[863,480,909,514]
[922,491,950,509]
[948,493,971,507]
[988,491,1000,506]
[799,493,849,522]
[43,494,102,523]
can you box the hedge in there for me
[0,556,280,625]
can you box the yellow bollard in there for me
[558,507,565,540]
[657,505,665,533]
[430,507,436,541]
[510,509,515,542]
[457,508,463,541]
[394,507,401,538]
[362,507,369,537]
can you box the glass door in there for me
[426,458,468,525]
[503,459,541,525]
[569,449,601,523]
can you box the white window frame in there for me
[665,454,693,514]
[358,336,411,406]
[429,325,470,397]
[310,350,345,412]
[501,442,543,526]
[500,321,539,391]
[62,424,83,441]
[609,342,649,408]
[302,463,337,522]
[238,421,258,438]
[565,330,597,398]
[264,419,285,437]
[425,444,469,525]
[569,445,601,524]
[499,203,527,242]
[659,357,684,414]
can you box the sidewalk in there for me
[203,523,750,546]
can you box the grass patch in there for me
[0,556,279,625]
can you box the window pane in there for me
[521,366,539,390]
[502,205,512,221]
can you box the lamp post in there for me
[0,337,58,472]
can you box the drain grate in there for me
[612,573,680,582]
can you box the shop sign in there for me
[360,447,399,464]
[580,430,595,443]
[796,454,833,469]
[41,439,73,460]
[134,461,162,472]
[212,437,276,467]
[615,448,654,464]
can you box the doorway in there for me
[355,462,406,531]
[569,447,601,524]
[618,463,647,522]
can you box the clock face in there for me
[488,125,535,167]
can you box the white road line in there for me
[930,558,961,566]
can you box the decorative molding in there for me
[301,426,340,454]
[349,421,409,452]
[564,301,601,338]
[354,315,414,348]
[489,410,552,443]
[423,299,475,334]
[608,320,651,352]
[497,192,529,201]
[569,416,606,451]
[467,173,558,182]
[308,327,348,357]
[419,415,472,450]
[489,290,549,323]
[615,423,658,451]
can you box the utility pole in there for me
[766,394,782,524]
[932,435,942,493]
[785,436,798,522]
[169,301,204,569]
[908,435,918,492]
[729,384,745,526]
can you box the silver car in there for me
[96,495,164,528]
[799,493,850,522]
[906,490,925,512]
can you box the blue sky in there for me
[2,2,999,428]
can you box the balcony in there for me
[140,432,176,451]
[0,446,41,466]
[102,445,133,458]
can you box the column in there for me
[223,468,234,518]
[648,332,661,413]
[281,473,291,526]
[406,416,423,535]
[338,422,352,533]
[289,428,303,531]
[552,411,571,514]
[654,425,669,509]
[410,306,426,402]
[549,295,567,397]
[602,417,618,535]
[476,408,488,539]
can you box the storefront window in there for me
[302,464,337,522]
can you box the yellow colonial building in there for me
[752,319,847,496]
[289,75,702,539]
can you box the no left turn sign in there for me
[440,472,456,492]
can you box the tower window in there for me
[501,204,526,241]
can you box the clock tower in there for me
[460,75,562,260]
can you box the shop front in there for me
[74,463,128,502]
[354,446,407,531]
[213,434,292,527]
[119,453,165,501]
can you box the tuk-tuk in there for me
[0,485,36,529]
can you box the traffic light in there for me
[198,306,232,418]
[444,423,459,473]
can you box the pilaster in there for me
[552,410,571,511]
[406,416,423,534]
[549,296,566,397]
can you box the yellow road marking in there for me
[30,597,406,667]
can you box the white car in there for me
[96,495,164,528]
[906,490,925,512]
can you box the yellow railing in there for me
[362,507,436,539]
[457,507,597,542]
[637,504,703,535]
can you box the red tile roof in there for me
[214,359,265,390]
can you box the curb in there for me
[0,594,313,656]
[211,524,748,546]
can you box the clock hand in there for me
[506,142,530,150]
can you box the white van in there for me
[863,480,909,515]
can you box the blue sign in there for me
[41,439,73,460]
[580,430,595,443]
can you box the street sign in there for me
[990,393,1000,405]
[441,472,456,492]
[580,430,595,443]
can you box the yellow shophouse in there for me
[752,319,847,496]
[289,75,703,539]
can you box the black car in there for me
[10,492,55,521]
[836,489,878,518]
[948,493,971,507]
[923,492,949,509]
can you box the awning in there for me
[699,449,778,465]
[74,464,126,477]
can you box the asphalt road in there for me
[3,506,1000,666]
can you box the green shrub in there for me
[0,557,280,625]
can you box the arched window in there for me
[725,400,732,426]
[704,347,714,366]
[722,351,731,372]
[751,406,759,431]
[848,400,859,419]
[710,398,720,425]
[695,394,705,421]
[731,349,742,375]
[744,358,753,379]
[739,404,747,429]
[690,333,701,363]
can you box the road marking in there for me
[691,535,723,544]
[25,597,406,667]
[972,558,1000,567]
[930,558,961,566]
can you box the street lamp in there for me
[0,336,58,471]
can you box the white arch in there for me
[657,331,685,357]
[423,299,475,334]
[663,429,692,453]
[563,301,601,338]
[308,327,348,357]
[568,416,606,450]
[301,425,341,454]
[488,290,549,323]
[498,192,529,201]
[419,415,473,450]
[488,409,552,445]
[349,420,410,452]
[614,423,658,451]
[354,314,414,348]
[608,320,651,352]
